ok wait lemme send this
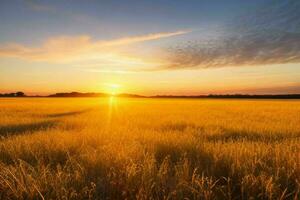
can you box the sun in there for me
[105,83,121,96]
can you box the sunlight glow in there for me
[105,83,121,95]
[105,95,118,131]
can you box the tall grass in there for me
[0,98,299,199]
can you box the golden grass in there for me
[0,97,299,199]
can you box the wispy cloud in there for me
[82,69,139,74]
[163,0,300,70]
[25,0,55,12]
[99,30,190,47]
[0,30,189,65]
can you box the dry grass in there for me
[0,97,299,199]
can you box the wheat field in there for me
[0,98,299,199]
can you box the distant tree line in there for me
[1,91,300,99]
[48,92,143,98]
[48,92,107,97]
[0,92,26,97]
[206,94,300,99]
[152,94,300,99]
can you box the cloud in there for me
[99,30,189,47]
[82,69,138,74]
[25,0,55,12]
[0,30,189,64]
[163,0,300,69]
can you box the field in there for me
[0,98,299,200]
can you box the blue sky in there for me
[0,0,300,95]
[0,0,268,43]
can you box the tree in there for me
[16,92,25,97]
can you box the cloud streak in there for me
[100,30,189,47]
[82,69,138,74]
[0,30,189,63]
[164,0,300,69]
[25,0,55,12]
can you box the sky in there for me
[0,0,300,95]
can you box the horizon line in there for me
[1,91,300,99]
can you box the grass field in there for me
[0,98,299,200]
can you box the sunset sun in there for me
[105,83,121,96]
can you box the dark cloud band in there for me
[165,0,300,69]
